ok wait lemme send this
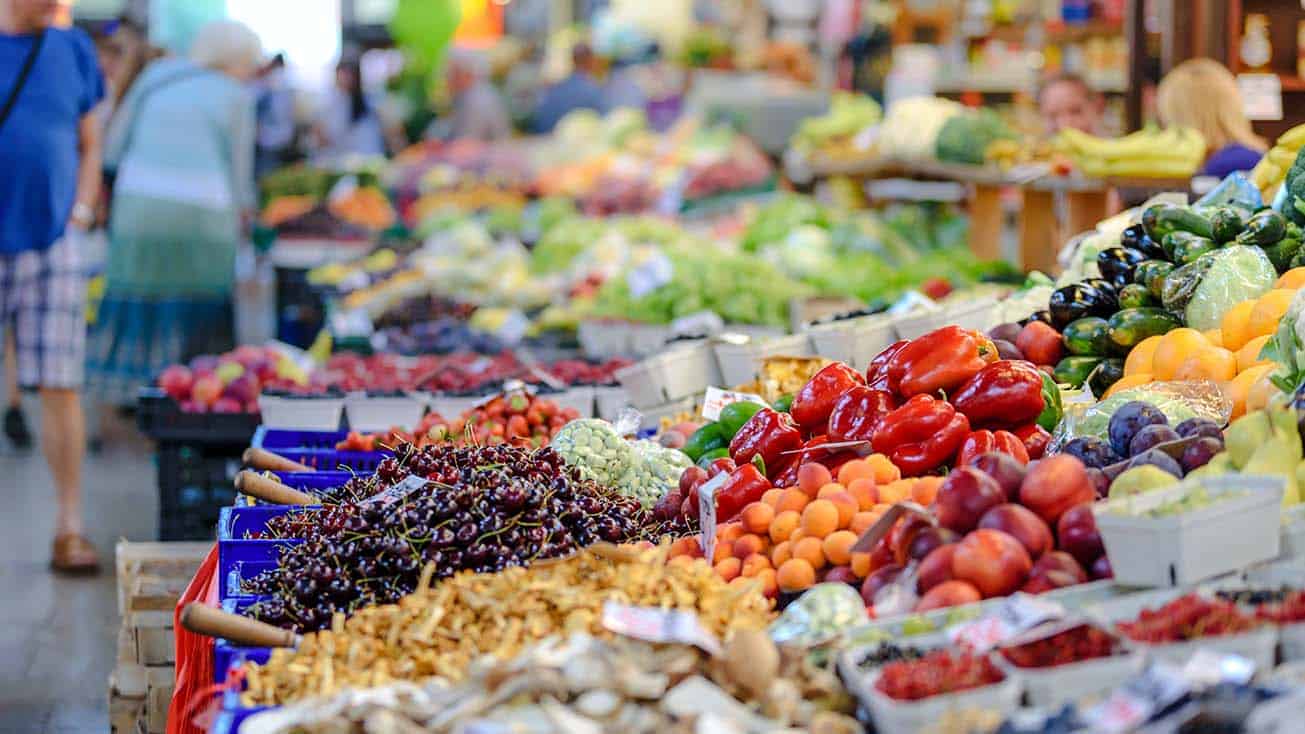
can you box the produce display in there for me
[1115,593,1263,643]
[998,624,1120,668]
[1053,126,1205,179]
[873,649,1006,701]
[334,391,581,450]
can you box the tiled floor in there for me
[0,400,158,733]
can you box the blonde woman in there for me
[1157,58,1266,178]
[86,20,260,405]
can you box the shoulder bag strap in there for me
[0,29,46,133]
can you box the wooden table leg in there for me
[1019,188,1060,275]
[969,184,1003,263]
[1065,190,1110,243]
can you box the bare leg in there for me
[40,387,85,536]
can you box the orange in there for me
[713,557,741,582]
[823,530,858,566]
[1236,335,1273,373]
[1277,267,1305,289]
[1248,289,1295,340]
[771,540,792,566]
[817,482,847,499]
[1152,328,1210,380]
[776,558,816,592]
[850,551,872,578]
[1124,335,1163,377]
[733,533,766,560]
[1202,328,1224,348]
[1172,347,1237,382]
[1104,373,1153,399]
[1247,370,1284,414]
[837,459,874,486]
[825,490,858,528]
[1225,363,1276,418]
[717,522,745,543]
[792,536,827,569]
[866,454,902,484]
[796,463,832,497]
[877,479,913,504]
[847,478,878,510]
[760,488,784,507]
[769,510,801,543]
[739,502,775,535]
[741,553,771,577]
[774,488,810,515]
[800,499,840,538]
[911,476,945,506]
[850,511,879,535]
[1220,300,1257,351]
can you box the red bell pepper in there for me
[871,394,971,476]
[827,386,897,444]
[866,340,908,391]
[772,435,861,487]
[1012,423,1051,460]
[714,464,773,521]
[956,429,1030,466]
[790,362,865,433]
[729,408,803,471]
[950,360,1046,429]
[886,326,997,398]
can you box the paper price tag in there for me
[627,252,674,298]
[1238,73,1283,121]
[1181,649,1255,688]
[1084,662,1190,732]
[700,386,770,421]
[364,474,429,505]
[698,472,727,564]
[949,594,1065,652]
[601,601,722,655]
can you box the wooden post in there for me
[1019,188,1060,275]
[969,183,1004,263]
[1064,189,1111,243]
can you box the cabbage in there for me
[1171,246,1277,330]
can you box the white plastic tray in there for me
[593,386,629,422]
[996,649,1143,708]
[344,394,427,432]
[614,359,668,409]
[638,396,699,433]
[257,395,344,431]
[1282,505,1305,559]
[628,323,672,357]
[548,385,595,418]
[1092,475,1285,587]
[577,320,631,359]
[712,333,814,386]
[658,340,721,400]
[862,671,1020,734]
[804,313,898,369]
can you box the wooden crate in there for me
[115,539,209,615]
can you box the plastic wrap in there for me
[1161,246,1277,331]
[769,583,868,646]
[618,439,693,508]
[551,418,636,486]
[1195,172,1264,213]
[1051,380,1232,450]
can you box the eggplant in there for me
[1097,247,1148,286]
[1081,278,1120,313]
[1049,283,1108,329]
[1020,310,1054,327]
[1121,224,1166,259]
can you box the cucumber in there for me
[1062,317,1111,356]
[1053,356,1105,388]
[1161,231,1214,261]
[1107,307,1182,350]
[1172,235,1218,264]
[1143,204,1213,241]
[1209,207,1245,244]
[1087,359,1125,399]
[1117,283,1157,309]
[1133,260,1176,298]
[1234,209,1288,247]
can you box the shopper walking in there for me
[85,21,259,407]
[1157,58,1266,179]
[0,0,106,571]
[533,43,606,133]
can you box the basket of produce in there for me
[1282,504,1305,558]
[895,298,998,341]
[713,333,814,387]
[1092,474,1284,587]
[136,387,262,443]
[258,392,346,431]
[546,384,595,418]
[657,339,722,401]
[1092,589,1279,671]
[992,623,1143,707]
[1215,586,1305,663]
[342,392,427,432]
[856,649,1020,734]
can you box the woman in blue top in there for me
[1157,58,1267,179]
[85,20,260,405]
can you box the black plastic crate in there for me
[157,441,245,541]
[137,388,261,444]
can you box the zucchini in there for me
[1262,237,1302,273]
[1209,207,1245,243]
[1062,317,1111,356]
[1053,356,1105,388]
[1133,260,1175,298]
[1107,307,1181,350]
[1161,231,1214,261]
[1143,204,1213,241]
[1234,209,1288,247]
[1087,359,1125,399]
[1172,235,1218,264]
[1117,283,1157,309]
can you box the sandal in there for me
[51,533,101,574]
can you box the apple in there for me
[860,563,904,606]
[223,373,260,405]
[824,565,859,585]
[915,580,982,612]
[179,400,208,413]
[1021,570,1081,594]
[214,361,245,385]
[1019,455,1095,526]
[1091,554,1113,580]
[1056,504,1105,569]
[968,452,1027,501]
[916,543,957,594]
[212,397,243,413]
[231,345,266,367]
[906,526,959,563]
[978,504,1053,559]
[951,529,1032,598]
[189,354,219,375]
[158,365,193,402]
[1031,550,1088,584]
[934,466,1006,534]
[191,375,223,407]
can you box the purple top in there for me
[1201,144,1263,180]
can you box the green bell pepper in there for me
[1037,371,1063,432]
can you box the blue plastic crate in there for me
[210,689,272,733]
[249,426,387,472]
[214,597,276,685]
[217,532,301,600]
[233,472,359,506]
[251,426,349,451]
[271,447,386,472]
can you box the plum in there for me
[1062,436,1121,469]
[1107,401,1167,457]
[1085,467,1110,498]
[988,323,1023,344]
[968,452,1027,501]
[1181,437,1224,473]
[1126,448,1184,478]
[1128,424,1180,458]
[1175,417,1223,442]
[993,339,1025,361]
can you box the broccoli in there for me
[1284,147,1305,226]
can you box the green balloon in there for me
[389,0,460,73]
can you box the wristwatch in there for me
[71,202,94,228]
